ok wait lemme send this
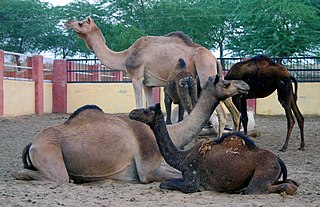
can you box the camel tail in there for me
[22,143,37,171]
[278,157,288,181]
[290,76,298,102]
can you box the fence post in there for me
[33,55,44,115]
[53,59,67,113]
[0,50,4,117]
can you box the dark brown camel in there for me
[224,54,304,152]
[129,103,298,194]
[164,58,198,124]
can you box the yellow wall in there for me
[67,83,140,113]
[44,82,53,113]
[2,81,320,117]
[4,80,35,116]
[256,82,320,115]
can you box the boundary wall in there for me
[1,50,320,117]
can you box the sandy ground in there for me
[0,113,320,207]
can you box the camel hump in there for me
[166,32,197,47]
[250,54,277,66]
[67,105,103,122]
[215,132,257,150]
[22,143,37,171]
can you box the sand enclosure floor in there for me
[0,113,320,207]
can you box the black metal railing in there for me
[67,57,320,83]
[219,57,320,82]
[66,59,132,83]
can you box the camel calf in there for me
[164,58,198,125]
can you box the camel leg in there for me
[240,97,249,134]
[12,144,69,187]
[178,103,184,122]
[291,100,305,150]
[164,93,173,125]
[132,78,145,108]
[143,84,154,107]
[215,104,228,138]
[242,159,281,194]
[223,98,240,131]
[160,177,200,193]
[267,180,298,195]
[278,78,299,152]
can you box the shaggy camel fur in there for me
[129,103,298,194]
[164,58,198,125]
[65,16,241,138]
[11,76,249,187]
[225,54,304,151]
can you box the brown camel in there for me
[164,58,198,125]
[224,54,304,152]
[129,103,298,194]
[65,16,241,138]
[11,76,249,187]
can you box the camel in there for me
[129,103,298,195]
[65,16,241,138]
[11,76,249,187]
[224,54,304,152]
[164,58,198,125]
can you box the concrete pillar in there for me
[33,55,44,114]
[53,59,67,113]
[0,50,4,116]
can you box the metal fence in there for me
[66,59,132,83]
[3,51,54,82]
[67,56,320,83]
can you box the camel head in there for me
[204,75,250,101]
[129,103,163,126]
[65,16,94,37]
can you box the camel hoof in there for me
[298,146,305,151]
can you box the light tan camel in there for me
[164,58,198,125]
[65,16,241,137]
[130,104,298,194]
[11,76,249,187]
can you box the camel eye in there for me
[78,22,83,27]
[143,109,150,115]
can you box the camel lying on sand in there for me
[11,76,249,187]
[164,58,198,125]
[65,16,241,138]
[129,103,298,195]
[225,54,304,151]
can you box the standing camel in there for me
[11,76,250,187]
[164,58,198,125]
[224,54,304,152]
[65,16,241,137]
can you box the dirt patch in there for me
[0,113,319,206]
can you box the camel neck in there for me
[169,89,220,147]
[149,113,185,171]
[84,31,128,71]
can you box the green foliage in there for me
[0,0,320,58]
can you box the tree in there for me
[0,0,55,54]
[227,0,320,57]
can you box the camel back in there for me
[215,132,257,150]
[165,32,200,47]
[66,105,103,123]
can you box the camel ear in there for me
[154,103,161,112]
[86,16,92,23]
[214,75,220,85]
